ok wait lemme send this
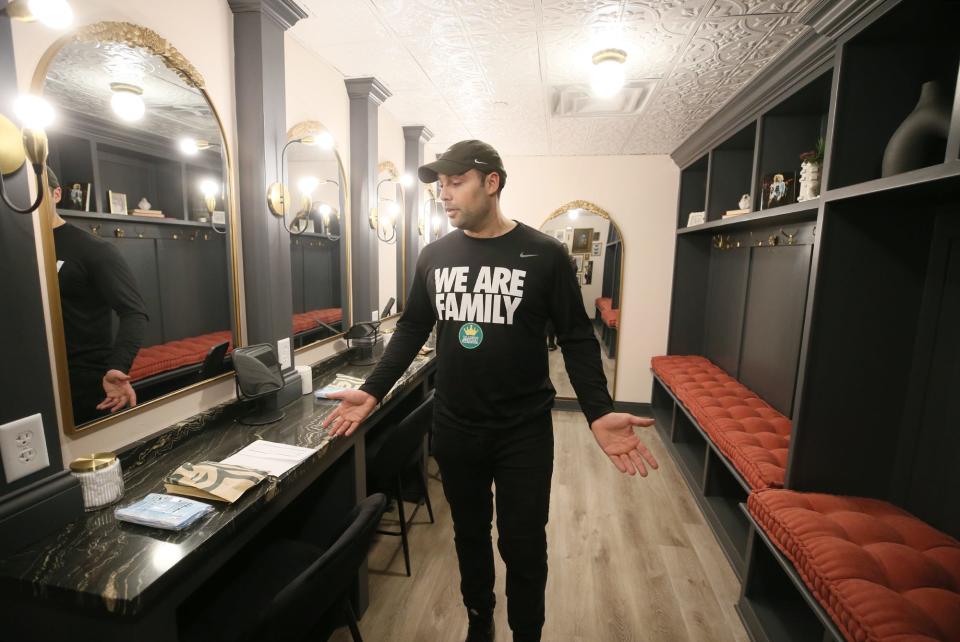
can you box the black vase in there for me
[881,80,952,177]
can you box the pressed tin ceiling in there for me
[290,0,818,156]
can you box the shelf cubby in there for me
[829,0,960,190]
[677,154,709,228]
[706,122,757,222]
[755,71,832,212]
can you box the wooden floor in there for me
[548,327,616,398]
[333,411,749,642]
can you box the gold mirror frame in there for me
[375,159,404,322]
[541,200,623,401]
[286,120,353,353]
[31,22,243,435]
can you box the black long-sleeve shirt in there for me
[360,221,613,430]
[54,222,148,375]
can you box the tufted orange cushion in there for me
[129,330,233,382]
[650,355,792,490]
[292,308,343,334]
[749,490,960,642]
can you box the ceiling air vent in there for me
[551,80,656,118]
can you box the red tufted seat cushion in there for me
[600,308,619,328]
[292,308,343,334]
[129,330,233,382]
[749,489,960,642]
[650,355,792,490]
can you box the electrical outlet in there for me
[1,414,50,483]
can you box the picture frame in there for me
[572,228,593,253]
[583,259,593,285]
[686,211,705,226]
[591,241,602,256]
[63,182,91,212]
[572,254,584,273]
[108,190,128,215]
[760,171,797,210]
[593,231,600,241]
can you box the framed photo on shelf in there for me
[591,241,602,256]
[583,259,593,285]
[107,190,128,215]
[572,254,585,273]
[63,182,91,211]
[686,211,705,226]
[593,231,600,241]
[572,228,593,253]
[760,171,796,210]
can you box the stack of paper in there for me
[220,440,319,478]
[115,493,213,531]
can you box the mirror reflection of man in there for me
[47,168,148,424]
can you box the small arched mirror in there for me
[374,160,406,318]
[540,201,622,399]
[285,121,349,350]
[34,22,240,433]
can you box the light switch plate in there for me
[277,337,292,370]
[372,310,379,321]
[0,414,50,483]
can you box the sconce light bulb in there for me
[399,173,414,187]
[432,215,442,227]
[316,132,334,150]
[200,179,219,198]
[13,94,55,130]
[179,138,199,155]
[387,201,401,218]
[297,175,319,197]
[27,0,73,29]
[318,202,333,217]
[110,83,145,122]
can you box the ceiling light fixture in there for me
[110,82,145,122]
[179,138,215,155]
[590,48,627,99]
[2,0,73,29]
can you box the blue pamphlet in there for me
[115,493,214,531]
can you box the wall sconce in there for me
[370,162,412,245]
[419,186,443,240]
[179,138,220,156]
[0,95,53,214]
[2,0,74,29]
[267,134,328,235]
[199,178,226,235]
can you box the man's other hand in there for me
[590,413,659,476]
[322,389,378,437]
[98,369,137,413]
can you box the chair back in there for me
[258,493,388,640]
[199,340,230,379]
[369,393,434,483]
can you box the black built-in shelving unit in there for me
[657,0,960,638]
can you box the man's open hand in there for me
[97,369,137,413]
[321,389,378,437]
[590,412,659,476]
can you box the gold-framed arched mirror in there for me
[540,200,622,400]
[32,21,242,435]
[373,160,406,319]
[285,120,350,351]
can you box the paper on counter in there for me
[220,440,319,478]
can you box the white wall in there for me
[500,155,679,404]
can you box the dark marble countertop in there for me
[0,349,435,617]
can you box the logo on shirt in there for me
[458,322,484,349]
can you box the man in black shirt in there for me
[48,170,148,424]
[323,141,657,642]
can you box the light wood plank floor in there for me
[332,411,749,642]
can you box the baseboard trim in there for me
[554,399,652,416]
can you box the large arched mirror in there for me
[33,22,241,434]
[540,200,622,399]
[285,120,349,350]
[373,160,406,318]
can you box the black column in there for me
[345,77,391,323]
[401,126,432,310]
[228,0,306,345]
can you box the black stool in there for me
[366,392,435,576]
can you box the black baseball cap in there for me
[46,165,60,190]
[418,139,507,190]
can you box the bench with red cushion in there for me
[292,308,343,334]
[651,355,792,490]
[129,330,233,383]
[748,489,960,642]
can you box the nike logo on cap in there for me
[474,159,488,165]
[520,252,537,258]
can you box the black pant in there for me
[433,413,554,640]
